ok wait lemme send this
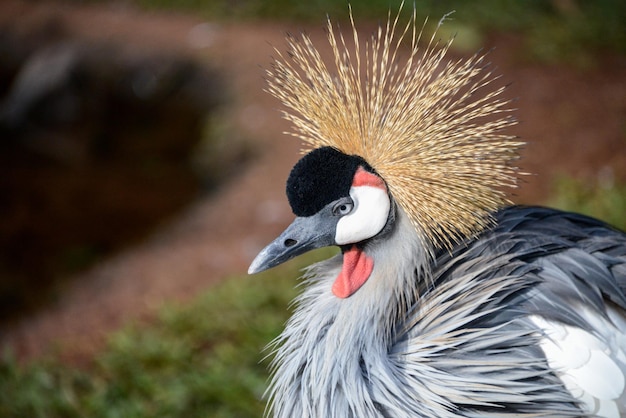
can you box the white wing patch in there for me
[529,305,626,417]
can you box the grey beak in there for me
[248,213,336,274]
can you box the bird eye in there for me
[333,199,354,216]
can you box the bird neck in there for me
[267,208,430,417]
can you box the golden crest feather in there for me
[266,5,523,249]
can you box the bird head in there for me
[248,146,393,297]
[248,7,523,298]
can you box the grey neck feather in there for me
[266,207,429,418]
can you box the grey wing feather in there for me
[491,206,626,315]
[392,206,626,416]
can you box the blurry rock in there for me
[0,21,231,318]
[0,38,222,164]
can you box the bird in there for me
[248,6,626,418]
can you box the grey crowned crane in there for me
[248,7,626,418]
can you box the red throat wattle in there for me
[331,167,383,298]
[332,245,374,298]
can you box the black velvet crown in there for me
[286,147,372,217]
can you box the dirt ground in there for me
[1,0,625,365]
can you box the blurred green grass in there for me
[548,175,626,231]
[1,178,624,418]
[128,0,626,62]
[0,250,326,418]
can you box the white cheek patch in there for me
[335,185,390,245]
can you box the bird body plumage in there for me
[267,206,626,417]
